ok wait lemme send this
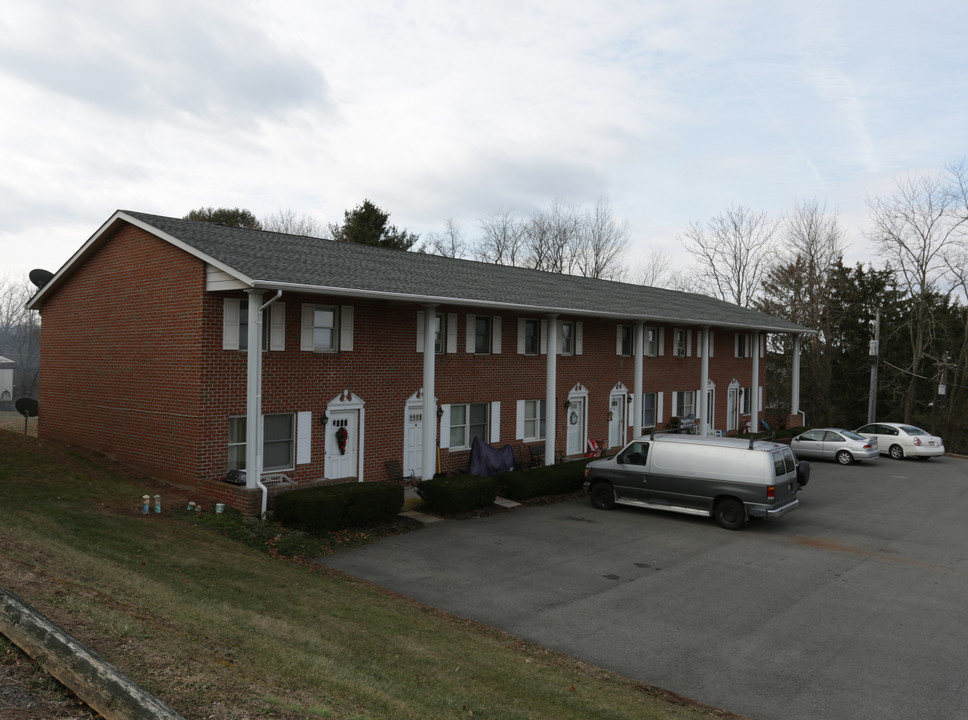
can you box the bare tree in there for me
[574,198,631,280]
[475,209,524,266]
[261,208,327,237]
[522,198,583,274]
[426,219,467,258]
[867,169,968,421]
[635,246,673,288]
[0,276,41,400]
[678,205,780,307]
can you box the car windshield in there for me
[901,425,927,436]
[841,430,866,440]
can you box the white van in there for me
[583,434,809,530]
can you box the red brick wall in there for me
[37,224,204,485]
[38,221,769,514]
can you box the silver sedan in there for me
[791,428,879,465]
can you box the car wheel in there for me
[590,482,615,510]
[889,444,904,460]
[714,498,746,530]
[836,450,853,465]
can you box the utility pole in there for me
[867,309,880,424]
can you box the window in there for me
[450,403,489,449]
[735,333,756,358]
[618,325,633,356]
[642,392,657,428]
[227,413,295,472]
[560,321,575,355]
[742,387,752,415]
[524,318,540,355]
[312,306,338,352]
[433,313,446,354]
[675,390,695,418]
[224,298,285,351]
[674,329,689,357]
[475,316,492,354]
[523,399,546,441]
[645,326,660,356]
[238,300,271,351]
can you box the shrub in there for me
[415,474,498,513]
[496,458,591,501]
[273,482,404,534]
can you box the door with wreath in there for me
[325,410,358,479]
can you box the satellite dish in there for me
[15,397,38,417]
[29,269,54,289]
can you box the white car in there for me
[855,422,945,460]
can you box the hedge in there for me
[415,474,498,513]
[273,481,404,534]
[496,458,592,501]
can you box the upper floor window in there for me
[525,318,540,355]
[560,321,575,356]
[617,325,633,356]
[301,304,354,353]
[223,298,285,351]
[475,316,492,354]
[674,329,689,357]
[645,326,660,356]
[312,306,338,352]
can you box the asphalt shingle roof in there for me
[117,211,809,333]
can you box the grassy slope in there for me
[0,430,740,720]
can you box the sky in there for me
[2,0,966,284]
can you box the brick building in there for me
[28,211,810,515]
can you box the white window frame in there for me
[466,315,502,354]
[447,402,491,450]
[227,412,297,473]
[616,324,633,356]
[301,304,353,352]
[223,298,285,351]
[518,318,542,356]
[673,390,696,418]
[645,326,663,356]
[674,328,691,357]
[516,399,546,442]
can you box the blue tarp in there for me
[467,436,516,476]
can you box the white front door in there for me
[403,405,423,477]
[566,398,585,456]
[325,410,358,479]
[727,387,739,432]
[608,395,625,448]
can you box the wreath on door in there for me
[335,426,349,455]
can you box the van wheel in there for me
[836,450,853,465]
[714,498,746,530]
[889,444,904,460]
[590,482,615,510]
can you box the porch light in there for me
[319,412,329,426]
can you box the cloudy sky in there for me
[2,0,966,282]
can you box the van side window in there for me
[773,449,796,476]
[620,442,649,466]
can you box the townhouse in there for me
[28,211,810,514]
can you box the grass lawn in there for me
[0,429,742,720]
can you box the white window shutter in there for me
[446,313,458,353]
[671,392,678,417]
[296,411,312,464]
[658,327,665,356]
[708,330,714,358]
[340,305,354,351]
[540,319,548,354]
[657,392,664,423]
[223,298,240,350]
[628,396,634,426]
[300,304,314,351]
[518,319,526,354]
[466,314,476,353]
[490,401,500,442]
[270,302,286,351]
[515,400,525,440]
[759,386,764,412]
[439,405,451,449]
[416,311,425,352]
[686,329,692,357]
[576,322,583,355]
[616,325,623,355]
[492,316,502,354]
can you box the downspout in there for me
[245,289,282,519]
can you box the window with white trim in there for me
[674,328,690,357]
[433,313,446,354]
[735,333,753,358]
[311,306,337,351]
[674,390,695,418]
[475,316,492,354]
[617,325,633,356]
[524,318,540,355]
[223,298,285,351]
[227,413,295,472]
[645,326,660,356]
[522,399,546,441]
[560,321,575,355]
[642,392,657,428]
[449,402,489,449]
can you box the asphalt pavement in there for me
[321,455,968,720]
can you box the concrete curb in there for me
[0,586,185,720]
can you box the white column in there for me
[699,327,709,436]
[751,331,760,434]
[421,305,437,480]
[791,334,802,419]
[544,315,558,465]
[244,290,263,489]
[633,321,644,436]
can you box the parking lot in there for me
[323,455,968,720]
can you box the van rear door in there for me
[770,448,800,504]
